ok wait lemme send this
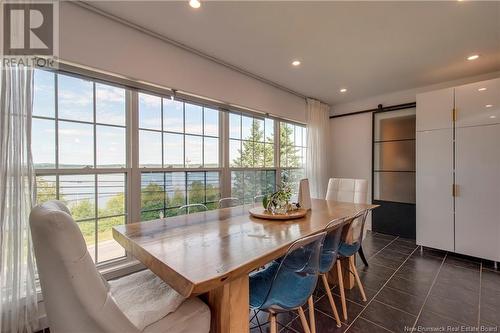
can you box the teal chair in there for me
[249,232,327,333]
[308,218,346,330]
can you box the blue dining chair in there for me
[307,218,346,331]
[249,232,327,333]
[337,209,370,310]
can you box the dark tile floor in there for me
[249,231,500,333]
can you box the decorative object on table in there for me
[298,178,312,210]
[249,181,307,220]
[248,207,308,220]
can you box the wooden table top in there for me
[113,199,377,297]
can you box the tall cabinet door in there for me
[416,87,454,131]
[416,88,455,251]
[416,129,454,251]
[455,124,500,261]
[455,78,500,261]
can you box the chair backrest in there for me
[29,200,139,333]
[343,209,370,253]
[178,203,208,214]
[218,197,241,208]
[258,232,326,312]
[325,178,368,204]
[326,178,368,241]
[319,218,346,274]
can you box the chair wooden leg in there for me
[297,307,311,333]
[349,256,367,302]
[269,312,277,333]
[321,274,342,327]
[307,296,316,333]
[336,260,348,320]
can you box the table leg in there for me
[207,275,249,333]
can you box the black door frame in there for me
[371,103,417,239]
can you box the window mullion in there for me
[129,90,141,225]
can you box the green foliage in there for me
[280,124,300,168]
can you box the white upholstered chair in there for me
[30,200,210,333]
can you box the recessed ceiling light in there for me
[340,88,347,93]
[189,0,201,9]
[485,104,493,108]
[292,60,301,66]
[467,54,479,61]
[489,115,496,119]
[478,87,487,91]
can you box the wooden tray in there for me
[249,207,308,220]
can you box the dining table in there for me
[113,198,378,333]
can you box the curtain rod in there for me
[329,102,416,119]
[73,1,329,106]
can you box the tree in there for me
[35,178,57,203]
[230,120,284,203]
[279,123,300,168]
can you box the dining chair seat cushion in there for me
[338,242,360,258]
[249,261,315,310]
[109,269,187,331]
[142,298,211,333]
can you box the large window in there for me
[138,93,221,221]
[32,70,127,264]
[229,113,276,203]
[32,67,307,268]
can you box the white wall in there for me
[59,2,306,123]
[328,71,500,230]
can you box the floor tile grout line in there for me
[360,317,396,333]
[344,240,420,332]
[478,260,482,328]
[410,250,448,330]
[370,298,419,318]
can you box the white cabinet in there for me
[416,77,500,261]
[455,124,500,261]
[416,87,454,131]
[455,78,500,128]
[416,130,454,251]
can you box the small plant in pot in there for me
[262,182,300,215]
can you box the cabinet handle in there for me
[452,184,459,197]
[452,108,457,122]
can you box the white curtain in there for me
[0,64,39,333]
[305,98,330,199]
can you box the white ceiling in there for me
[86,1,500,105]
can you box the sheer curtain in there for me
[0,64,39,333]
[305,98,330,199]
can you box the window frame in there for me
[32,69,131,267]
[32,65,307,273]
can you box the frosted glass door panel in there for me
[455,124,500,261]
[455,78,500,128]
[416,129,454,251]
[374,141,416,172]
[374,172,415,203]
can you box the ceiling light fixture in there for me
[489,115,496,119]
[478,87,487,91]
[467,54,479,61]
[292,60,301,66]
[340,88,347,93]
[189,0,201,9]
[485,104,493,108]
